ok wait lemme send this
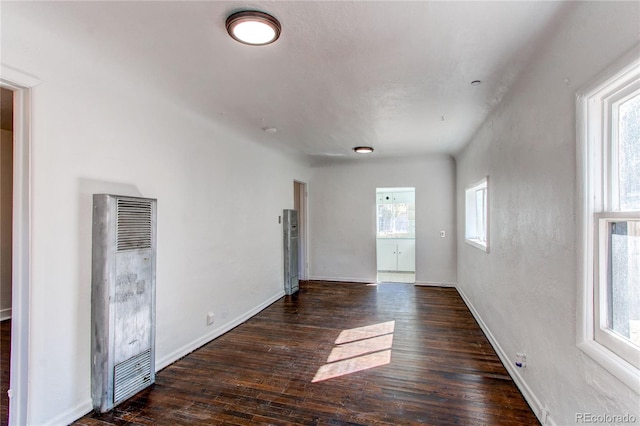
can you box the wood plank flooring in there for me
[1,319,10,426]
[75,281,539,425]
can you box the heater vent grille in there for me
[117,199,153,251]
[113,349,152,404]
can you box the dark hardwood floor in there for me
[75,281,539,425]
[1,319,10,426]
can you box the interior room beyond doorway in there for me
[376,188,415,283]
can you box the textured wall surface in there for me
[2,5,309,424]
[456,2,640,424]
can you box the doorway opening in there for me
[293,181,307,281]
[0,87,13,426]
[376,188,415,283]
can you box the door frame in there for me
[1,65,39,426]
[294,180,308,280]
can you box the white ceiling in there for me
[8,1,570,162]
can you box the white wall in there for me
[0,130,12,320]
[309,155,456,285]
[2,5,309,425]
[456,2,640,425]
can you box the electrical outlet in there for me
[206,312,215,326]
[440,231,446,238]
[540,407,549,425]
[515,352,527,368]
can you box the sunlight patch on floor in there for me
[312,321,395,383]
[335,320,395,344]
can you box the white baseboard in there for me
[456,286,556,426]
[44,398,93,426]
[155,290,285,371]
[307,278,458,287]
[414,281,457,287]
[0,308,11,321]
[60,292,286,424]
[308,276,374,284]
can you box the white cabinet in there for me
[376,239,398,271]
[396,239,416,271]
[376,238,415,272]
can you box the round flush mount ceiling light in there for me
[353,146,374,154]
[226,11,281,46]
[470,80,482,86]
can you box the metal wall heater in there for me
[91,194,157,412]
[283,209,299,295]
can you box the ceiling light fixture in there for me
[226,10,281,46]
[471,80,482,86]
[353,146,374,154]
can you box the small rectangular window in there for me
[465,177,489,252]
[376,189,415,238]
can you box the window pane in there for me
[475,188,486,242]
[609,220,640,346]
[618,93,640,211]
[394,203,409,234]
[377,203,393,234]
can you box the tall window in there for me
[578,51,639,392]
[465,177,489,252]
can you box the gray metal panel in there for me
[91,194,117,411]
[91,194,157,412]
[283,209,299,295]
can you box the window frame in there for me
[464,177,489,252]
[577,46,640,393]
